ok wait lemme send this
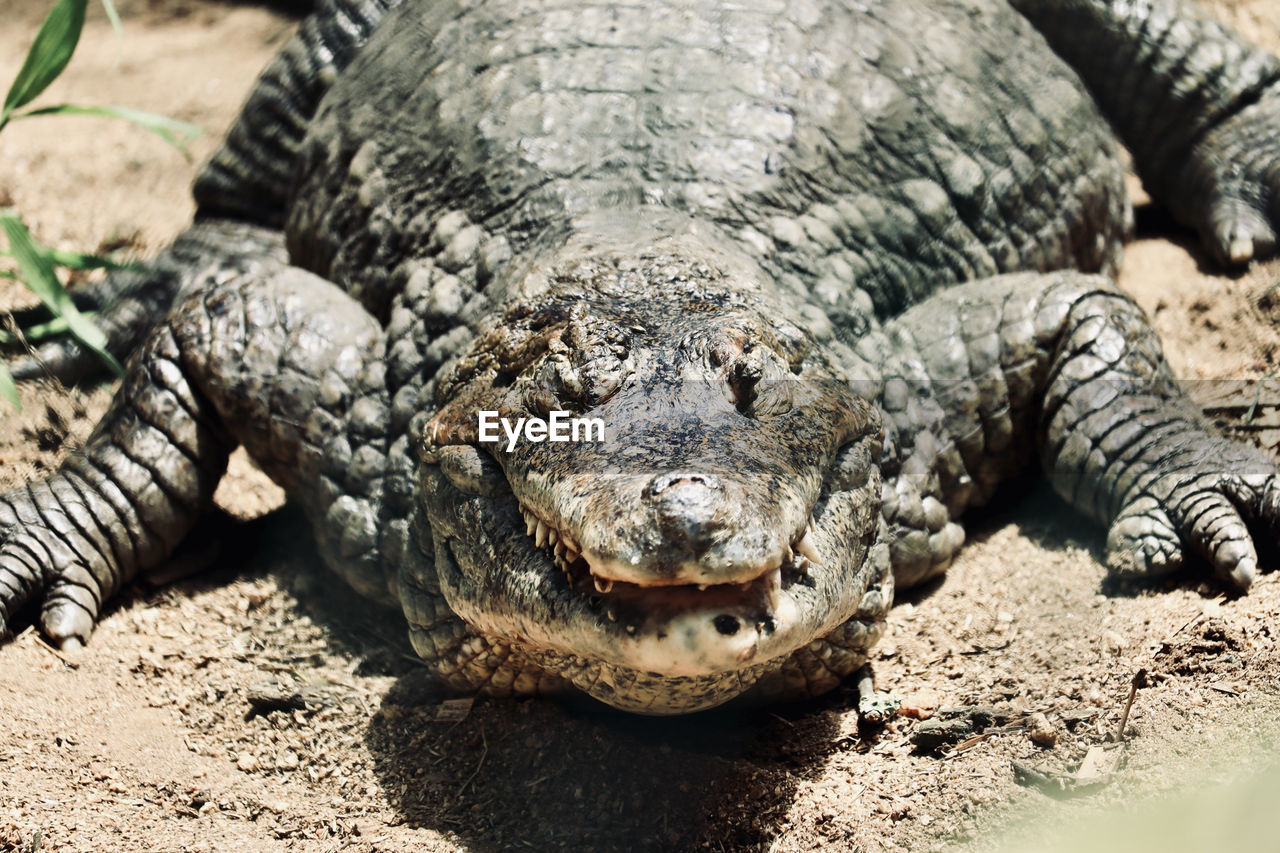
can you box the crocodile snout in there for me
[647,472,725,558]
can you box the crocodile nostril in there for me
[646,472,724,554]
[644,471,721,499]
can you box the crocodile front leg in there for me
[170,251,400,605]
[0,224,405,647]
[1013,0,1280,265]
[1037,280,1279,586]
[0,279,237,648]
[850,271,1280,589]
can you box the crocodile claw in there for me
[0,486,108,648]
[1104,437,1280,591]
[1177,84,1280,267]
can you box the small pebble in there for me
[1026,712,1058,747]
[898,691,938,720]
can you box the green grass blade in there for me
[0,362,18,410]
[1,246,132,271]
[18,103,202,158]
[43,246,132,271]
[0,312,97,344]
[99,0,122,40]
[1,0,88,126]
[0,213,122,377]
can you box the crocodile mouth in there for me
[420,426,885,707]
[515,498,826,641]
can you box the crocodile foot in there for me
[1105,432,1280,590]
[0,481,113,650]
[1178,83,1280,266]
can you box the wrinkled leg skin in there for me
[1016,0,1280,265]
[0,221,396,648]
[853,272,1280,594]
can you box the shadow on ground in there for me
[364,686,853,851]
[240,506,861,851]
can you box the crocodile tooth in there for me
[765,568,782,609]
[554,540,566,557]
[784,544,794,564]
[606,607,617,622]
[564,547,579,565]
[526,515,537,537]
[548,529,559,548]
[626,625,637,635]
[697,584,708,592]
[795,527,822,565]
[593,575,614,594]
[535,520,549,548]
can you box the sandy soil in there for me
[4,2,1280,851]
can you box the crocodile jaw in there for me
[416,237,887,712]
[420,428,883,713]
[419,375,885,712]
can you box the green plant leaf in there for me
[45,247,132,271]
[17,104,203,158]
[43,246,126,270]
[99,0,122,40]
[0,311,97,344]
[0,213,122,377]
[1,246,132,271]
[1,0,88,128]
[0,363,18,410]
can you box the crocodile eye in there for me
[527,351,626,417]
[729,357,761,411]
[528,357,584,416]
[752,376,794,417]
[728,347,794,417]
[527,387,561,419]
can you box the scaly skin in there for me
[1014,0,1280,264]
[4,0,1280,714]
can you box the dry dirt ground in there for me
[4,1,1280,851]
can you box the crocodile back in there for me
[285,0,1129,324]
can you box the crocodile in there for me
[4,0,1280,715]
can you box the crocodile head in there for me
[419,228,888,713]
